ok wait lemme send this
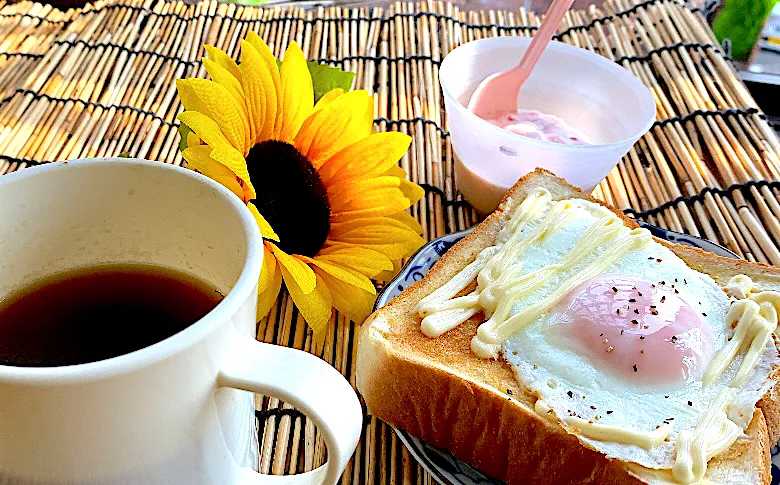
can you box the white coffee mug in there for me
[0,158,362,484]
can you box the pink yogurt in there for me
[485,109,589,145]
[546,277,713,387]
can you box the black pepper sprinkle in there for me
[616,309,621,315]
[590,405,597,410]
[631,319,639,325]
[661,296,666,303]
[666,417,674,420]
[640,350,644,354]
[652,284,656,288]
[674,289,679,294]
[702,312,707,316]
[688,401,693,406]
[650,305,656,308]
[684,279,688,284]
[650,309,659,315]
[664,395,669,398]
[607,410,613,414]
[638,292,643,296]
[567,391,573,398]
[632,286,637,290]
[620,329,624,335]
[671,336,678,342]
[612,287,618,293]
[640,336,645,340]
[648,257,654,260]
[656,259,662,262]
[600,333,604,336]
[634,309,639,314]
[660,281,666,285]
[629,298,637,303]
[674,278,678,283]
[633,364,638,372]
[507,389,513,395]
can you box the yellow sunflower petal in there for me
[202,58,251,152]
[175,79,248,154]
[302,257,375,293]
[313,88,343,113]
[182,145,243,199]
[245,31,281,99]
[278,42,314,143]
[398,178,425,204]
[364,95,374,130]
[248,202,280,242]
[294,90,372,169]
[383,165,407,178]
[317,244,393,278]
[186,131,202,149]
[331,199,414,222]
[281,269,332,340]
[317,132,411,185]
[313,268,375,324]
[331,189,413,217]
[388,211,424,234]
[205,45,242,82]
[240,39,278,145]
[327,176,419,210]
[269,243,316,294]
[329,217,421,238]
[209,146,256,201]
[332,225,424,260]
[375,259,403,282]
[257,244,283,321]
[178,110,231,149]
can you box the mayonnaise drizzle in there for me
[672,275,780,483]
[672,389,740,484]
[416,189,780,483]
[415,188,652,358]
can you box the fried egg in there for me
[499,197,779,470]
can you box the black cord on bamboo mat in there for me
[653,108,766,129]
[0,12,65,23]
[255,408,304,422]
[51,39,200,68]
[613,42,728,64]
[419,181,780,221]
[0,52,44,59]
[0,88,178,128]
[374,117,449,137]
[0,154,48,166]
[624,180,780,219]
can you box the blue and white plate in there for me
[373,222,780,485]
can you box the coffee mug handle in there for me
[218,331,363,485]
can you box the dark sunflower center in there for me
[246,140,330,257]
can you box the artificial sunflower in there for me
[176,32,424,343]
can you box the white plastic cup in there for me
[440,36,656,214]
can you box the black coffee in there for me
[0,264,223,367]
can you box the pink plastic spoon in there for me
[467,0,577,119]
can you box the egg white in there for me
[498,198,779,469]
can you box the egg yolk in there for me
[546,277,713,387]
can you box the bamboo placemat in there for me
[1,0,779,481]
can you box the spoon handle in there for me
[512,0,577,92]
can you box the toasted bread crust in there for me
[357,169,778,484]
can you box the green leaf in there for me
[306,61,355,103]
[178,122,193,151]
[117,152,131,158]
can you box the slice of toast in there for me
[356,168,780,484]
